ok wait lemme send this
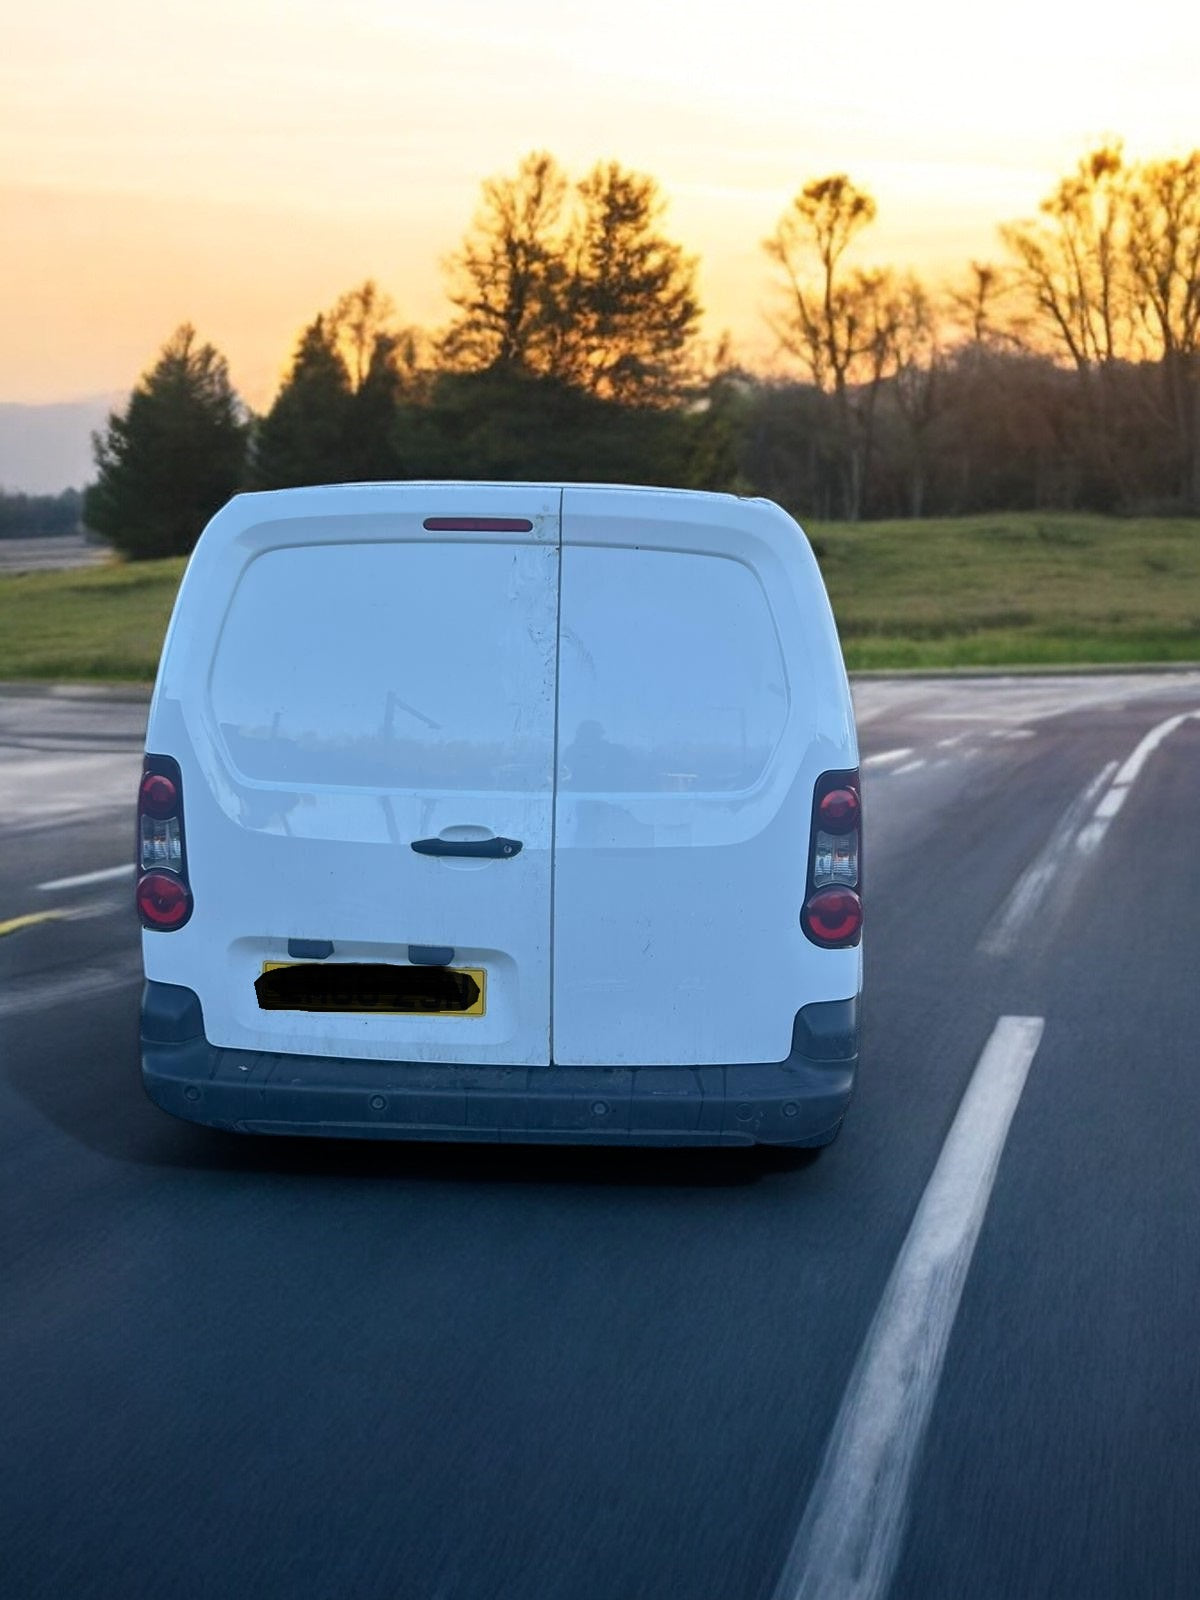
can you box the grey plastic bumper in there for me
[141,982,857,1148]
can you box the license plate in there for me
[257,962,486,1016]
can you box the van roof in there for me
[226,481,768,508]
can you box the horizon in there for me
[4,0,1199,415]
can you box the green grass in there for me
[0,556,186,682]
[807,513,1200,671]
[0,514,1198,682]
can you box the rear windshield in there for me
[209,540,557,792]
[558,546,789,793]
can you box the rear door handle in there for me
[411,836,523,859]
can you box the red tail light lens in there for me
[803,887,863,946]
[139,772,178,818]
[818,786,860,833]
[137,871,192,929]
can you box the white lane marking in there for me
[773,1015,1045,1600]
[1113,711,1199,786]
[935,735,965,749]
[0,955,143,1020]
[1075,820,1107,856]
[978,762,1117,958]
[37,863,134,892]
[891,759,926,775]
[988,728,1035,740]
[918,712,1031,723]
[1092,786,1129,820]
[861,748,914,769]
[1077,708,1200,856]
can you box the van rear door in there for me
[145,484,560,1067]
[553,487,858,1068]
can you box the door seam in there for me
[548,486,565,1065]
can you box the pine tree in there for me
[560,162,702,404]
[84,326,247,559]
[251,316,353,489]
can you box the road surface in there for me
[3,673,1199,1600]
[0,534,111,574]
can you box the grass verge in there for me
[0,513,1198,683]
[808,513,1200,671]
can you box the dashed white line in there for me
[773,1015,1045,1600]
[37,863,134,892]
[861,748,914,770]
[978,762,1117,958]
[1077,709,1200,856]
[891,759,926,775]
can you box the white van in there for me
[139,483,861,1149]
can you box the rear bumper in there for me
[140,982,858,1149]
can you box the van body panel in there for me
[553,487,859,1067]
[143,483,561,1066]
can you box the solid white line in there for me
[977,763,1117,958]
[37,863,134,892]
[891,759,926,775]
[861,748,914,769]
[772,1015,1045,1600]
[1113,711,1196,786]
[1092,785,1129,820]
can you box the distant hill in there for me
[0,396,123,494]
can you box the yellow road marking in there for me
[0,910,69,938]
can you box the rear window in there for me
[558,546,788,793]
[209,541,556,791]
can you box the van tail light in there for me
[802,768,862,948]
[137,755,193,930]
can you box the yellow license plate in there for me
[258,962,486,1016]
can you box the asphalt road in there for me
[3,673,1200,1600]
[0,534,111,573]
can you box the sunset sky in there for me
[3,0,1198,408]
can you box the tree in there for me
[557,162,702,404]
[253,282,423,487]
[1001,147,1139,504]
[329,280,395,389]
[1001,146,1134,371]
[440,151,569,375]
[764,176,899,517]
[890,277,948,517]
[1127,152,1200,507]
[251,315,352,488]
[84,325,246,559]
[439,152,703,406]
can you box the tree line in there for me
[0,488,83,539]
[85,144,1200,558]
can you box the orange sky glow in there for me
[2,0,1198,406]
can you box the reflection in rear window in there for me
[558,546,788,793]
[210,541,556,791]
